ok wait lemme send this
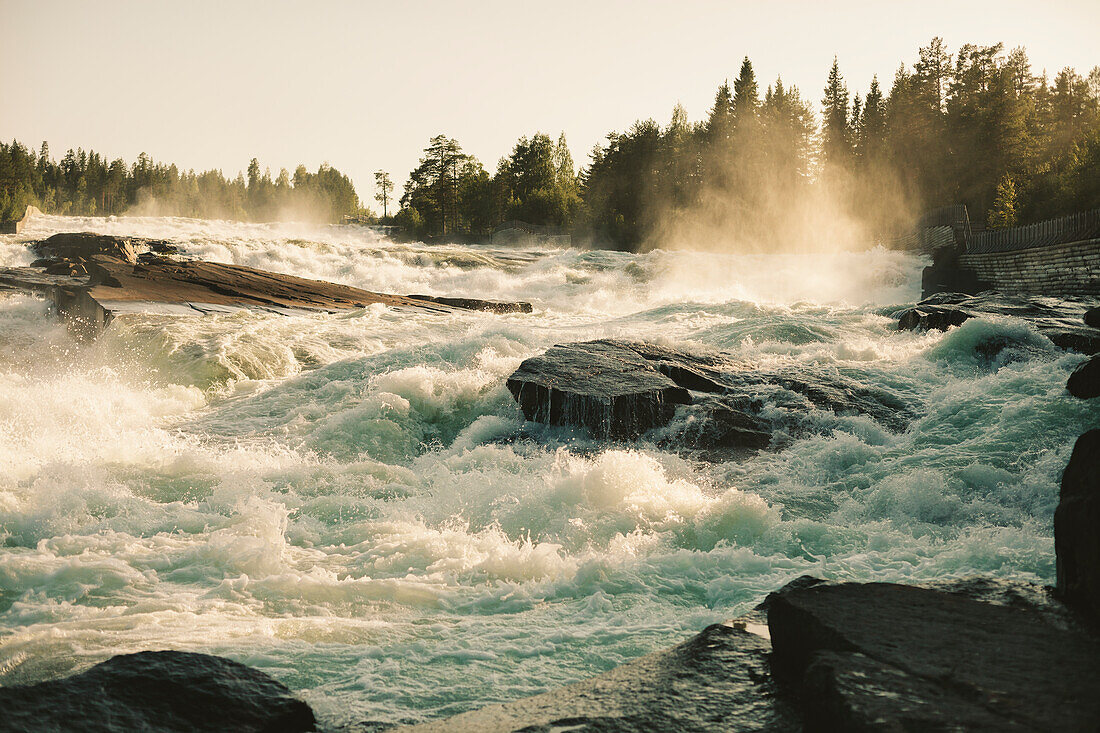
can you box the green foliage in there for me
[0,142,359,223]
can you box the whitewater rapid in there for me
[0,215,1094,728]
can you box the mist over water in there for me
[0,215,1093,728]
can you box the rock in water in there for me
[1057,430,1100,625]
[507,340,691,439]
[895,291,1100,354]
[32,232,140,265]
[405,294,533,314]
[0,651,316,733]
[507,339,914,445]
[1086,306,1100,329]
[766,581,1100,731]
[1068,355,1100,399]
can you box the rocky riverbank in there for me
[0,232,532,338]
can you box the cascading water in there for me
[0,214,1094,729]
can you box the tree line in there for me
[0,143,360,223]
[3,38,1098,248]
[395,38,1100,249]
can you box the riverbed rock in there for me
[896,291,1100,354]
[32,232,140,265]
[1086,306,1100,329]
[507,339,914,444]
[507,340,692,439]
[767,580,1100,731]
[1068,355,1100,398]
[0,650,316,733]
[1056,430,1100,625]
[405,294,533,314]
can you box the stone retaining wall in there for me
[957,238,1100,297]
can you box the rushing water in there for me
[0,215,1094,728]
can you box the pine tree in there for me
[821,56,852,167]
[732,57,759,122]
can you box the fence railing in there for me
[964,208,1100,254]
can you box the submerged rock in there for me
[896,291,1100,354]
[392,620,798,732]
[1068,354,1100,398]
[0,650,316,733]
[767,580,1100,731]
[1057,430,1100,625]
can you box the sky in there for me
[3,0,1098,209]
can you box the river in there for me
[0,215,1091,729]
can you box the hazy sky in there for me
[3,0,1098,208]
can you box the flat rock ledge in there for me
[0,232,531,338]
[895,291,1100,354]
[0,650,316,733]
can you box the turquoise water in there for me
[0,216,1094,728]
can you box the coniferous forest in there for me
[2,38,1098,248]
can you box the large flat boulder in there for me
[1057,430,1100,625]
[0,651,316,733]
[767,580,1100,731]
[507,339,913,444]
[507,340,692,439]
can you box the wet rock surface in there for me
[767,580,1100,731]
[1056,429,1100,625]
[0,650,316,733]
[1068,354,1100,398]
[405,294,533,314]
[0,232,533,338]
[507,339,914,445]
[506,340,692,439]
[896,291,1100,354]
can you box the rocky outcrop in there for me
[507,340,692,439]
[405,294,533,314]
[767,580,1100,731]
[1068,355,1100,398]
[507,339,913,445]
[1056,430,1100,626]
[0,232,532,339]
[32,232,142,264]
[0,651,316,733]
[896,291,1100,354]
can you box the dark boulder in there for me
[1086,306,1100,329]
[896,291,1100,354]
[32,232,139,265]
[0,650,316,733]
[405,294,533,314]
[767,580,1100,731]
[1056,430,1100,625]
[1068,355,1100,399]
[507,340,692,439]
[507,339,915,444]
